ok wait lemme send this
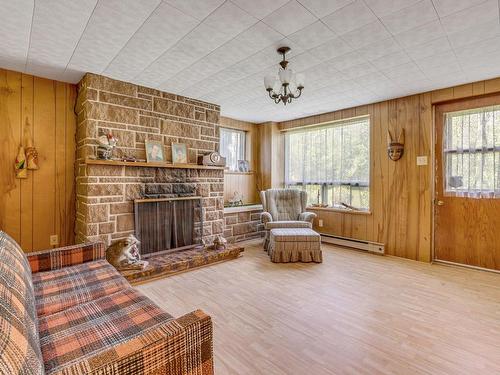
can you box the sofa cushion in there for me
[0,231,44,375]
[32,259,129,317]
[38,288,174,375]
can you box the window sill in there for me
[306,206,372,215]
[224,170,255,175]
[224,204,263,213]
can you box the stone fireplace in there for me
[74,73,224,247]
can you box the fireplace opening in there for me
[134,196,203,257]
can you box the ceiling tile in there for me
[298,0,354,18]
[382,62,425,83]
[263,0,317,36]
[231,0,289,19]
[447,19,500,49]
[381,0,438,35]
[340,62,377,79]
[164,0,225,20]
[341,20,391,49]
[288,21,336,50]
[329,51,366,70]
[308,37,353,61]
[394,20,445,48]
[440,0,499,35]
[134,23,231,86]
[203,1,258,36]
[0,0,33,72]
[432,0,487,17]
[321,0,376,35]
[405,37,452,60]
[26,0,97,79]
[363,0,420,17]
[287,52,321,71]
[104,2,199,81]
[356,37,401,61]
[66,0,160,74]
[371,50,411,70]
[415,50,457,71]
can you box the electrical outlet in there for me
[318,219,324,227]
[49,235,59,246]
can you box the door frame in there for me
[431,93,500,273]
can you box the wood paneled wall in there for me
[276,76,500,262]
[0,68,76,252]
[220,116,261,204]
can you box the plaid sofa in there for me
[0,231,214,375]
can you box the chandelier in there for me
[264,47,305,105]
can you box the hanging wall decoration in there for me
[15,145,28,178]
[24,118,39,170]
[387,129,405,161]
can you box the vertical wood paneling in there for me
[276,76,500,261]
[0,70,22,240]
[0,68,76,252]
[20,74,34,250]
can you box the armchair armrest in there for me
[299,211,317,224]
[261,211,273,225]
[72,309,214,375]
[28,242,106,273]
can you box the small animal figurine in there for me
[25,138,39,170]
[97,132,118,160]
[212,235,227,250]
[106,234,148,271]
[15,145,28,179]
[387,129,405,161]
[228,191,243,207]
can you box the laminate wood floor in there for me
[137,241,500,375]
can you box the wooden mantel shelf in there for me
[84,158,225,170]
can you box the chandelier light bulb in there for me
[264,47,304,105]
[264,75,275,90]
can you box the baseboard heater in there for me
[320,233,385,255]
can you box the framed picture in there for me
[145,140,165,162]
[238,160,249,172]
[172,143,188,164]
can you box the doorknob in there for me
[434,199,444,206]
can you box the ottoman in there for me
[268,228,322,263]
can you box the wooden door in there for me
[434,96,500,271]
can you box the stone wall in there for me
[75,73,223,245]
[224,208,264,243]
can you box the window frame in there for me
[219,127,247,172]
[283,115,371,211]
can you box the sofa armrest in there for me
[299,211,317,224]
[79,310,213,375]
[27,242,106,273]
[261,211,273,225]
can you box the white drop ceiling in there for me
[1,0,500,123]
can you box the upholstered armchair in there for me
[260,189,317,249]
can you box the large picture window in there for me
[285,116,370,210]
[444,106,500,198]
[220,127,246,171]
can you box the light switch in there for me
[416,156,428,166]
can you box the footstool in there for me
[268,228,322,263]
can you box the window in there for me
[220,127,246,171]
[444,106,500,198]
[285,116,370,210]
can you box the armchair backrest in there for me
[0,231,44,374]
[261,189,308,221]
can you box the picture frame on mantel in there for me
[145,140,165,163]
[172,143,188,164]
